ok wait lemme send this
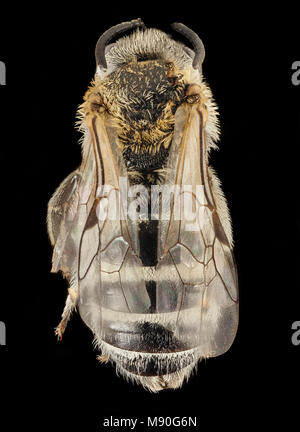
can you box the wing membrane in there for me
[160,103,238,357]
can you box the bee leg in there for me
[55,288,77,341]
[96,353,110,364]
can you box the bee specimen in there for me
[47,19,238,392]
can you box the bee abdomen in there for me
[110,345,197,377]
[102,321,190,353]
[95,337,200,391]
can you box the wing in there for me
[77,114,157,342]
[48,111,152,340]
[154,101,239,358]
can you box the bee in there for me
[47,19,238,392]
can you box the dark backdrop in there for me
[0,3,299,431]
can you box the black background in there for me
[0,3,299,431]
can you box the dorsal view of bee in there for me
[47,19,239,392]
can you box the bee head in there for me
[95,20,205,76]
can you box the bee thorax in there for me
[98,59,186,174]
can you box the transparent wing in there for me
[156,103,238,357]
[76,115,151,338]
[48,112,151,342]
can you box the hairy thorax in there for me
[85,59,186,181]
